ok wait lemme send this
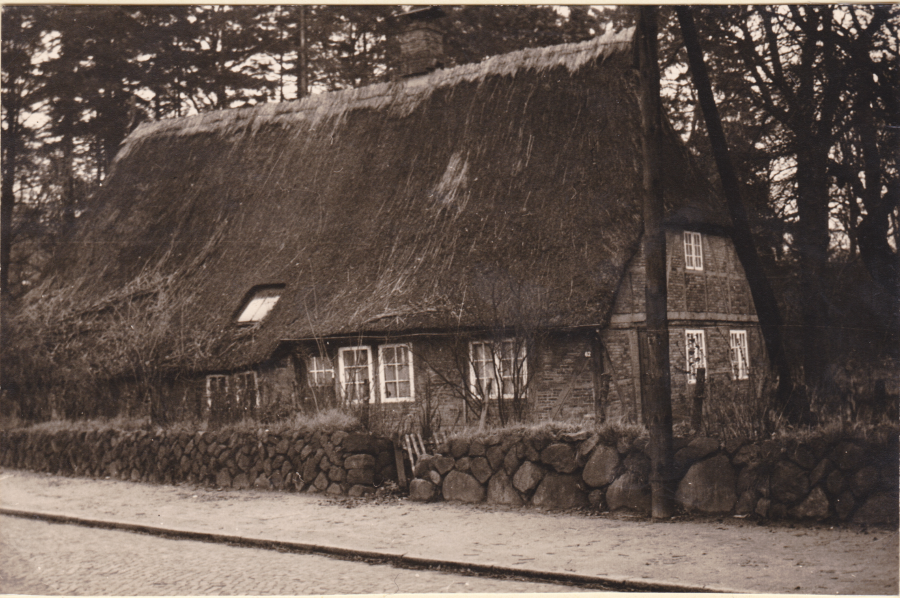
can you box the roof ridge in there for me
[121,27,634,153]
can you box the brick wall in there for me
[598,328,640,422]
[604,229,770,424]
[529,332,595,421]
[182,230,766,428]
[613,230,757,318]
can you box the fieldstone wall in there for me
[407,431,899,526]
[0,428,395,497]
[3,425,896,526]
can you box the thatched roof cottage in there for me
[27,27,765,428]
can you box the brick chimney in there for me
[395,6,446,78]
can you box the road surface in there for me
[0,515,585,595]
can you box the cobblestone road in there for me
[0,516,584,595]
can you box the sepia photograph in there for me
[1,4,898,595]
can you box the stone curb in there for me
[0,507,741,593]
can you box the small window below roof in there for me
[236,285,283,324]
[684,231,703,271]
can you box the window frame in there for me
[378,343,415,403]
[307,355,335,388]
[469,338,528,400]
[236,286,283,324]
[205,374,228,409]
[685,329,707,384]
[730,330,750,380]
[337,346,375,404]
[233,370,259,407]
[684,231,704,271]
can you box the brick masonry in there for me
[184,230,767,428]
[605,230,768,422]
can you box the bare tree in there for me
[676,6,800,424]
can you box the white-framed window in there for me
[684,231,703,271]
[233,371,259,407]
[730,330,750,380]
[338,346,374,403]
[236,286,282,323]
[469,339,527,399]
[685,329,707,384]
[379,343,415,403]
[205,374,228,409]
[307,355,334,387]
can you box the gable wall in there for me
[611,230,757,319]
[606,229,769,423]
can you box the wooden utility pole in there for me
[636,5,675,519]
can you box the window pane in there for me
[474,342,489,363]
[340,347,372,403]
[383,346,396,364]
[684,232,703,270]
[308,355,333,386]
[470,339,526,399]
[730,331,749,380]
[237,289,282,323]
[686,330,706,383]
[380,344,413,402]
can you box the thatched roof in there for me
[37,28,728,372]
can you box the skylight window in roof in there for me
[236,286,283,323]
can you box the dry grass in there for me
[446,415,646,445]
[698,374,778,441]
[216,408,361,437]
[2,408,362,439]
[771,419,900,446]
[3,414,154,434]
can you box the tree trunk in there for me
[297,5,309,99]
[854,94,900,306]
[1,74,21,396]
[795,143,832,393]
[676,6,801,422]
[635,5,674,520]
[0,114,16,302]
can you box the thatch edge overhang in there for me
[277,322,613,345]
[112,27,635,169]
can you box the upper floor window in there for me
[308,355,334,387]
[236,285,283,324]
[730,330,750,380]
[338,346,374,404]
[685,329,707,384]
[469,339,527,399]
[684,231,703,271]
[379,344,414,403]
